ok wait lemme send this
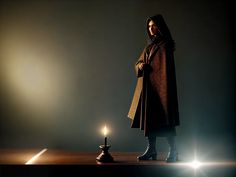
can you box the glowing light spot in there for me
[25,148,47,164]
[189,160,202,169]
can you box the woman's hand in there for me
[138,63,145,70]
[138,63,150,71]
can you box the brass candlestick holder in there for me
[96,144,114,163]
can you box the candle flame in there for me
[103,125,108,136]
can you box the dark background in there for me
[0,0,235,161]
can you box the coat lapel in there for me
[148,44,159,63]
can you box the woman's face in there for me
[148,20,159,36]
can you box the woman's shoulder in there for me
[160,39,175,51]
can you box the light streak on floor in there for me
[25,148,47,165]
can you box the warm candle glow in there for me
[102,125,108,136]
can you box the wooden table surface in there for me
[0,149,235,177]
[0,149,169,165]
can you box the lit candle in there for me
[103,125,108,146]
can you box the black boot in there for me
[137,134,157,160]
[166,136,178,162]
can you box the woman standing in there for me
[128,14,180,162]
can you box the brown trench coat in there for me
[127,40,180,136]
